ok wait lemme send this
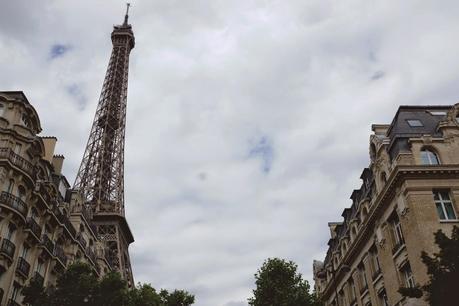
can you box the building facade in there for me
[0,91,112,305]
[313,104,459,306]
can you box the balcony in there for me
[86,247,97,264]
[0,147,35,177]
[0,192,27,219]
[76,233,87,248]
[33,271,44,286]
[41,234,54,255]
[0,239,16,260]
[7,299,20,306]
[54,245,67,267]
[16,256,30,278]
[25,218,42,241]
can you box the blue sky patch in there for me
[249,136,274,173]
[50,44,71,59]
[66,84,87,110]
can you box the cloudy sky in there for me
[2,0,459,305]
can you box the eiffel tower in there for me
[74,4,135,285]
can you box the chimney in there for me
[41,136,57,163]
[52,155,65,175]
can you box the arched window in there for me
[420,148,440,165]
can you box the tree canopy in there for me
[399,225,459,306]
[22,262,194,306]
[248,257,320,306]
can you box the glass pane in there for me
[445,203,457,220]
[433,192,440,201]
[427,151,439,164]
[436,203,446,220]
[440,191,450,201]
[420,151,430,165]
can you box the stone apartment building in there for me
[0,91,113,305]
[313,103,459,306]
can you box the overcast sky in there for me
[2,1,459,305]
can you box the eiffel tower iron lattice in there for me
[74,4,135,285]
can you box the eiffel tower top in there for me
[113,3,135,49]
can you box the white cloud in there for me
[2,1,459,305]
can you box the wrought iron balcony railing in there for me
[0,147,35,176]
[0,238,16,259]
[41,234,54,255]
[0,191,27,219]
[54,245,67,266]
[86,247,97,264]
[26,217,42,240]
[33,271,44,286]
[76,233,87,248]
[16,256,30,278]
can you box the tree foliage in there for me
[399,226,459,306]
[22,262,194,306]
[248,258,320,306]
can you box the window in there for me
[36,260,43,273]
[7,224,15,240]
[358,264,368,292]
[456,113,459,124]
[428,111,447,116]
[21,113,30,128]
[11,283,21,301]
[369,247,381,278]
[401,263,415,288]
[433,191,457,220]
[378,290,389,306]
[420,148,440,165]
[391,214,405,253]
[21,245,29,259]
[17,185,26,201]
[0,104,4,117]
[406,119,423,127]
[6,179,14,193]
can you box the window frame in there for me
[406,119,424,127]
[433,191,457,221]
[420,148,440,165]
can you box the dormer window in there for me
[420,148,440,165]
[406,119,423,127]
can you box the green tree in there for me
[400,226,459,306]
[248,258,320,306]
[23,262,195,306]
[21,275,48,306]
[160,289,195,306]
